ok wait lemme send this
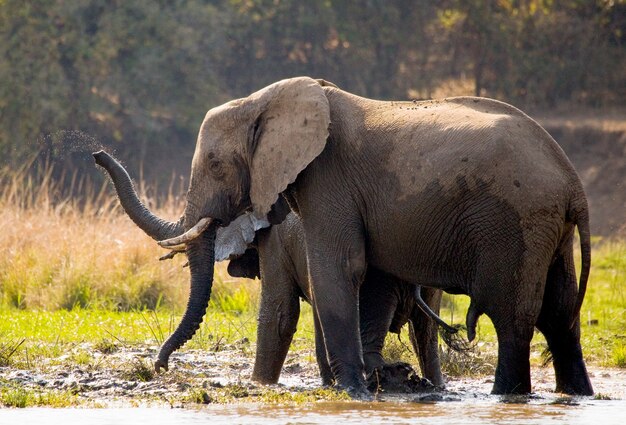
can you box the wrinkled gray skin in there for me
[227,212,445,387]
[94,151,445,388]
[102,77,593,398]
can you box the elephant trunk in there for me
[94,150,219,370]
[155,223,216,371]
[93,150,183,240]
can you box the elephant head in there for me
[94,151,268,371]
[158,77,331,251]
[96,77,331,371]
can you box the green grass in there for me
[0,237,623,382]
[0,305,266,367]
[0,383,78,408]
[184,385,350,405]
[579,241,626,367]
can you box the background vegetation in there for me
[1,0,624,185]
[0,165,624,377]
[0,1,624,406]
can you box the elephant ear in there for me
[215,213,270,262]
[247,77,331,219]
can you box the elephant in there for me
[105,76,594,398]
[94,150,456,390]
[226,213,451,389]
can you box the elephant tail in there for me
[571,199,591,329]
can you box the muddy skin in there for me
[366,362,437,394]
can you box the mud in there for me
[1,342,624,408]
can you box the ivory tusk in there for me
[158,217,212,248]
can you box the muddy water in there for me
[1,346,624,424]
[1,397,625,425]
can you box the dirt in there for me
[1,342,624,407]
[534,111,626,237]
[0,341,334,407]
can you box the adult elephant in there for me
[112,77,594,398]
[94,151,453,389]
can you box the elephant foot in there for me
[366,362,435,394]
[555,372,593,396]
[344,384,374,401]
[491,376,532,395]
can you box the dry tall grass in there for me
[0,160,253,312]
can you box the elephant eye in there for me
[209,159,223,176]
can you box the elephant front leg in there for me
[306,239,370,399]
[358,271,400,374]
[252,274,300,384]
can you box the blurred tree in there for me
[0,0,623,184]
[0,0,223,181]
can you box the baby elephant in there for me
[94,150,450,390]
[228,211,447,389]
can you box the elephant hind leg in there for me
[490,321,534,394]
[536,238,593,395]
[473,256,546,395]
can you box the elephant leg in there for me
[477,255,547,395]
[313,309,334,386]
[359,270,400,374]
[251,268,300,384]
[305,224,369,398]
[536,239,593,395]
[491,319,534,394]
[409,287,444,387]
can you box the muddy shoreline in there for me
[2,342,623,408]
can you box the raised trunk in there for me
[93,150,183,240]
[155,224,216,371]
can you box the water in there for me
[1,397,624,425]
[41,130,105,158]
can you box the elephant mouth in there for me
[158,217,213,250]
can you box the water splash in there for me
[39,129,110,161]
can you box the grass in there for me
[184,385,350,405]
[0,384,78,408]
[0,338,25,367]
[0,158,190,312]
[0,160,624,406]
[121,357,156,382]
